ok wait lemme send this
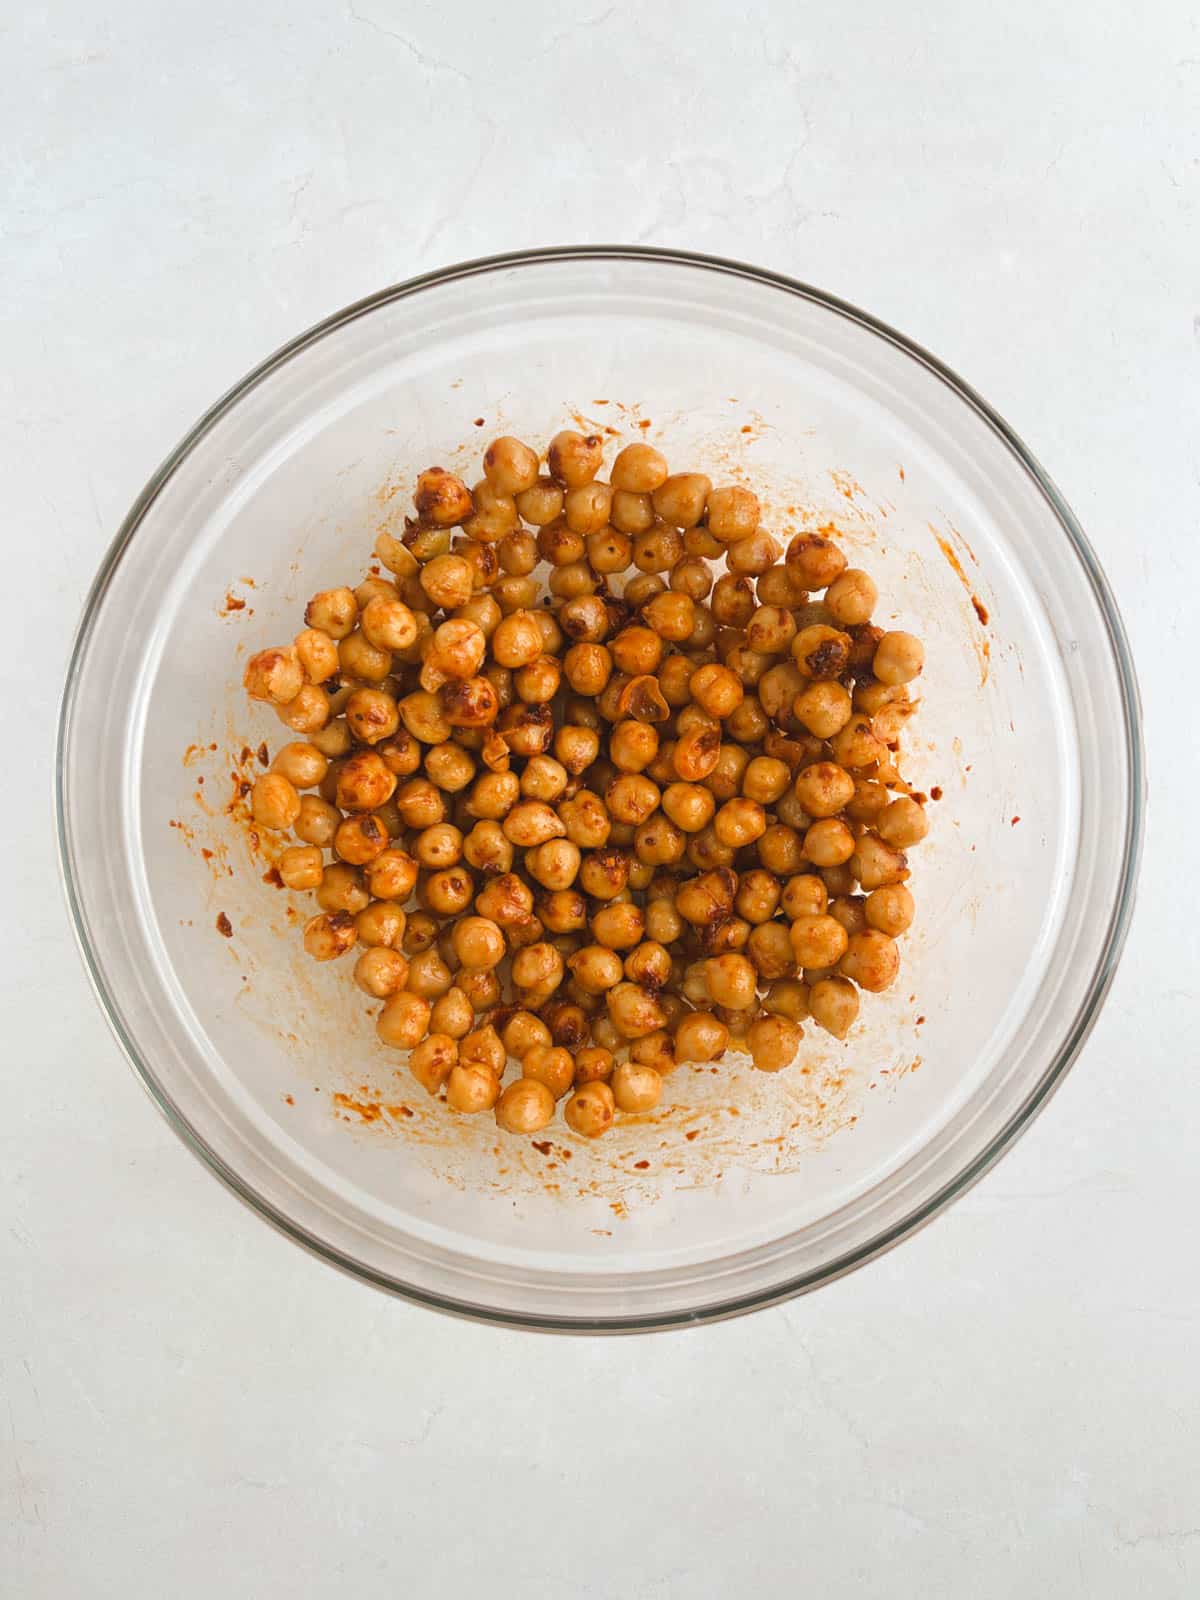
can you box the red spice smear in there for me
[972,597,989,626]
[1011,815,1021,826]
[215,913,233,937]
[333,1093,384,1123]
[930,786,943,801]
[283,1094,294,1106]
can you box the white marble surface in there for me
[3,2,1197,1593]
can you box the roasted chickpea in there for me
[334,812,390,865]
[295,795,341,848]
[579,848,631,902]
[278,844,324,891]
[793,762,855,819]
[564,1081,615,1138]
[746,1015,802,1072]
[294,628,341,686]
[703,953,758,1009]
[690,663,743,719]
[563,480,613,535]
[672,722,722,782]
[519,1045,574,1100]
[739,756,790,806]
[338,629,392,684]
[445,1062,500,1113]
[480,434,538,495]
[251,773,300,831]
[785,534,846,589]
[850,832,909,891]
[610,1060,662,1112]
[611,442,668,492]
[407,1033,458,1094]
[495,1077,555,1134]
[830,715,887,771]
[789,914,849,969]
[713,798,767,849]
[244,645,304,705]
[605,982,666,1040]
[793,681,854,740]
[275,684,331,735]
[802,818,856,867]
[652,472,710,528]
[609,720,659,774]
[873,630,924,685]
[567,944,625,995]
[515,475,564,526]
[302,910,357,961]
[877,796,930,849]
[353,945,408,999]
[735,869,781,923]
[304,587,358,640]
[571,1046,613,1084]
[632,522,685,573]
[864,882,915,937]
[356,900,407,949]
[823,568,878,626]
[703,744,751,804]
[548,430,603,488]
[467,769,520,820]
[674,1011,730,1063]
[337,751,398,813]
[511,942,565,995]
[746,922,795,981]
[645,897,683,945]
[706,484,760,541]
[661,782,716,834]
[762,977,810,1021]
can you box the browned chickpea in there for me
[873,630,924,686]
[304,587,358,640]
[735,869,781,924]
[360,848,415,903]
[822,568,877,626]
[341,688,396,747]
[579,848,631,902]
[609,490,655,535]
[641,591,695,641]
[512,941,565,994]
[334,812,390,865]
[548,560,599,600]
[606,626,660,678]
[496,1011,549,1060]
[244,645,304,705]
[533,891,582,937]
[456,1025,504,1077]
[573,1046,615,1084]
[610,1060,662,1112]
[632,522,685,573]
[803,818,856,867]
[830,715,887,771]
[560,642,610,699]
[337,629,392,685]
[564,480,613,535]
[706,576,751,632]
[878,796,930,849]
[785,533,847,589]
[623,574,667,611]
[641,897,681,945]
[661,782,715,834]
[466,769,520,820]
[524,839,581,892]
[421,865,473,916]
[423,744,475,795]
[758,824,805,876]
[495,1078,555,1135]
[609,720,659,774]
[849,832,909,891]
[610,442,668,492]
[736,757,787,807]
[652,472,710,528]
[747,922,795,981]
[458,968,502,1011]
[557,790,609,850]
[703,953,758,1009]
[427,619,488,682]
[444,915,502,971]
[356,900,407,948]
[713,798,767,849]
[727,531,781,576]
[672,722,722,782]
[496,529,537,578]
[674,1011,730,1063]
[793,762,855,819]
[606,982,667,1039]
[295,795,341,848]
[402,910,440,953]
[789,624,850,682]
[689,663,743,719]
[395,778,446,830]
[480,434,538,495]
[302,910,358,962]
[337,753,399,820]
[828,895,869,938]
[357,598,417,654]
[601,773,657,826]
[294,628,341,686]
[403,947,453,1000]
[701,483,757,541]
[756,564,809,607]
[425,987,472,1040]
[275,684,332,735]
[864,882,915,937]
[567,944,625,995]
[789,914,849,969]
[375,730,420,778]
[439,676,501,731]
[493,574,539,613]
[616,936,668,988]
[487,609,541,669]
[463,484,519,544]
[754,662,802,725]
[791,682,850,741]
[407,1033,458,1094]
[763,978,811,1021]
[725,696,770,744]
[376,990,432,1050]
[373,530,419,579]
[548,430,604,488]
[582,901,642,955]
[415,554,472,611]
[353,945,409,999]
[564,1081,615,1138]
[515,475,564,526]
[537,518,586,567]
[838,929,900,992]
[516,1046,571,1101]
[512,655,561,706]
[277,845,324,891]
[251,773,300,831]
[413,467,472,528]
[309,718,353,759]
[744,604,796,656]
[698,747,747,807]
[746,1015,803,1073]
[820,862,858,898]
[674,867,736,928]
[499,800,564,849]
[446,1062,500,1114]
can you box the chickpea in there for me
[568,1046,611,1085]
[340,688,396,747]
[395,778,446,830]
[822,568,877,627]
[337,751,398,813]
[803,818,856,867]
[863,882,914,938]
[293,628,340,686]
[836,930,899,995]
[494,531,535,580]
[756,662,804,724]
[402,910,440,953]
[605,982,667,1040]
[791,682,850,741]
[489,609,543,669]
[789,914,850,969]
[415,554,472,611]
[830,715,887,771]
[302,910,358,961]
[564,1081,616,1138]
[567,945,625,995]
[563,480,613,536]
[747,1015,802,1073]
[820,862,858,898]
[793,762,855,819]
[524,838,581,892]
[703,744,751,804]
[579,848,631,901]
[632,523,685,574]
[446,915,502,970]
[423,867,474,917]
[738,757,789,807]
[706,484,760,541]
[548,430,604,487]
[276,845,323,892]
[494,1078,555,1134]
[275,684,331,734]
[512,942,565,994]
[520,1045,574,1100]
[609,720,659,774]
[873,630,924,685]
[757,564,808,607]
[763,978,810,1021]
[305,587,358,640]
[295,795,341,848]
[458,968,501,1011]
[244,645,304,705]
[334,812,390,865]
[672,722,722,783]
[439,676,501,731]
[652,472,710,528]
[353,946,408,999]
[735,870,781,923]
[703,954,757,1009]
[640,592,694,643]
[747,922,796,981]
[356,900,407,949]
[675,1011,730,1063]
[408,1033,459,1094]
[592,902,646,951]
[467,769,520,820]
[689,663,743,720]
[643,897,682,946]
[607,1060,660,1112]
[309,718,352,760]
[878,796,930,849]
[661,782,716,834]
[610,442,667,492]
[785,534,847,589]
[338,630,392,684]
[251,773,300,831]
[537,519,586,568]
[674,868,736,928]
[850,832,909,891]
[515,475,564,526]
[423,744,474,795]
[713,798,767,849]
[403,948,453,1001]
[446,1063,500,1113]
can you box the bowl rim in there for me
[55,244,1145,1333]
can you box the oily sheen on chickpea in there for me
[240,429,928,1139]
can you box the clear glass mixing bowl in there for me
[57,248,1143,1331]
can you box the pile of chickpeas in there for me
[241,430,927,1140]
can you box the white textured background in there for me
[4,2,1198,1594]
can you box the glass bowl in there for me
[57,248,1143,1331]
